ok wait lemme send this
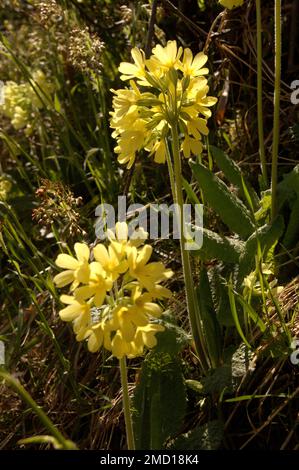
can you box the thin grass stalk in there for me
[256,0,267,188]
[271,0,282,219]
[0,372,76,449]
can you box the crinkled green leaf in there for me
[132,322,187,450]
[170,420,223,450]
[191,161,255,239]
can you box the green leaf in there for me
[210,146,259,209]
[237,216,284,284]
[132,323,187,450]
[228,284,252,349]
[225,393,288,402]
[170,420,223,450]
[196,267,222,367]
[202,343,255,395]
[18,435,71,450]
[277,164,299,204]
[209,267,236,326]
[182,177,201,206]
[155,313,190,355]
[191,227,244,263]
[197,0,206,12]
[283,198,299,248]
[185,379,204,394]
[254,190,272,222]
[190,161,255,238]
[234,293,267,333]
[54,93,61,113]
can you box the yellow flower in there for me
[111,305,142,342]
[147,283,172,299]
[146,139,167,164]
[151,40,182,70]
[84,320,113,353]
[0,178,12,201]
[59,294,91,322]
[11,106,29,130]
[110,287,163,343]
[75,261,112,307]
[119,48,146,81]
[219,0,244,9]
[111,330,131,359]
[107,221,148,257]
[93,243,128,281]
[54,243,90,289]
[58,295,91,341]
[110,81,141,121]
[0,71,55,132]
[181,135,203,159]
[133,323,165,351]
[127,245,173,291]
[187,117,209,140]
[53,223,172,359]
[180,49,209,77]
[130,286,163,318]
[0,82,27,121]
[114,119,148,168]
[29,70,54,108]
[110,323,165,359]
[183,77,217,119]
[111,41,217,167]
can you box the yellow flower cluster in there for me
[0,70,54,134]
[110,40,217,168]
[0,177,12,201]
[53,222,173,359]
[219,0,244,9]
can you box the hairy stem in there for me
[119,357,135,450]
[164,137,177,203]
[170,124,209,373]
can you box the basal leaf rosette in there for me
[110,40,217,168]
[53,222,173,359]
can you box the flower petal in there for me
[115,221,128,241]
[137,245,153,268]
[74,243,90,262]
[59,303,81,321]
[56,254,79,270]
[53,270,74,287]
[93,244,110,266]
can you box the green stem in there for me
[256,0,267,188]
[164,137,177,203]
[0,371,76,449]
[271,0,281,220]
[119,357,135,450]
[170,125,209,373]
